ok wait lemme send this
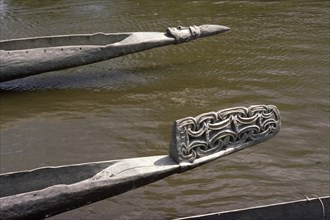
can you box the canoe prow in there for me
[0,24,230,82]
[0,105,280,220]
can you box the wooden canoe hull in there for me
[0,25,230,82]
[0,155,181,220]
[177,196,330,220]
[0,32,174,82]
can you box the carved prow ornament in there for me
[170,105,280,165]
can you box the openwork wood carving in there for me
[169,105,281,163]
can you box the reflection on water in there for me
[0,0,329,219]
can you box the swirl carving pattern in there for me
[169,105,281,163]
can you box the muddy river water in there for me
[0,0,329,219]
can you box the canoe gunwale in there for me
[0,32,132,51]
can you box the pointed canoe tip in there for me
[198,24,230,37]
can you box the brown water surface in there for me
[0,0,329,219]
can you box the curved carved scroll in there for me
[169,105,281,163]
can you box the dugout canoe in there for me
[0,105,280,220]
[0,24,229,82]
[177,196,330,220]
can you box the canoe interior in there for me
[0,33,130,51]
[0,160,118,198]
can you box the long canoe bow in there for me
[0,105,280,220]
[0,24,229,82]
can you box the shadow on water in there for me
[0,68,145,92]
[0,68,151,92]
[0,54,201,92]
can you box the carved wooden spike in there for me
[169,105,281,163]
